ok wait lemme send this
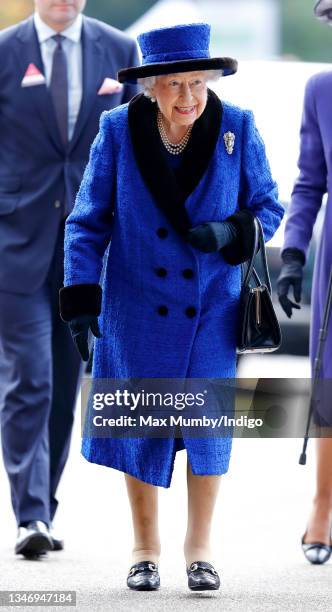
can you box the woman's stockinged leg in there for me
[304,437,332,544]
[124,473,161,564]
[184,459,222,567]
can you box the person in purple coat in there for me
[277,0,332,565]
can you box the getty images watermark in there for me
[80,378,325,439]
[90,388,262,430]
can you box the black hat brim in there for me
[118,57,238,84]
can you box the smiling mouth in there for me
[175,106,196,115]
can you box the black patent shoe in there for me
[301,533,332,565]
[127,561,160,591]
[187,560,220,591]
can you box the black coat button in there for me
[155,267,168,278]
[157,227,168,239]
[185,306,197,318]
[182,268,194,279]
[157,305,169,316]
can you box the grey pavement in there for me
[0,356,331,611]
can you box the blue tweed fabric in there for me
[64,99,284,487]
[138,23,211,64]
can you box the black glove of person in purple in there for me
[68,315,102,362]
[187,221,237,253]
[277,248,305,318]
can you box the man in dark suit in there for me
[0,0,139,557]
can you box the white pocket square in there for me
[98,78,123,95]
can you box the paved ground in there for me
[0,356,331,611]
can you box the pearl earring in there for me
[150,96,156,103]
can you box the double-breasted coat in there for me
[283,71,332,426]
[63,89,284,486]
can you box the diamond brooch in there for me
[224,131,235,155]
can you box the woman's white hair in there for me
[137,70,223,99]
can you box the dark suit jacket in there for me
[0,15,139,294]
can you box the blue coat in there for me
[63,90,284,486]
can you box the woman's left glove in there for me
[59,284,103,362]
[187,221,237,253]
[68,315,102,362]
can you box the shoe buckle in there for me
[190,562,218,575]
[128,562,156,576]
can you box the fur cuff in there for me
[220,210,257,265]
[59,284,102,322]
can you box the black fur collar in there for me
[128,89,223,236]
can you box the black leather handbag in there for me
[236,216,281,354]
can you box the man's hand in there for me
[187,221,237,253]
[277,248,305,318]
[68,315,102,362]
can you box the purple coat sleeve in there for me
[282,75,327,261]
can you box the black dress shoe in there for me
[187,561,220,591]
[127,561,160,591]
[301,533,332,565]
[49,524,64,551]
[15,521,54,558]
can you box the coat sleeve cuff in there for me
[220,210,257,265]
[59,284,102,322]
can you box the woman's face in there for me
[150,71,208,128]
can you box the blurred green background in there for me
[1,0,332,62]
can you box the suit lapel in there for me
[15,16,64,153]
[68,17,104,153]
[128,89,223,236]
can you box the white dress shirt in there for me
[34,12,83,141]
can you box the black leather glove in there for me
[187,221,237,253]
[69,315,102,362]
[277,248,305,318]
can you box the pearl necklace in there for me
[157,110,193,155]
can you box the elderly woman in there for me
[60,23,284,591]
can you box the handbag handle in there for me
[242,216,272,294]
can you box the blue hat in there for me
[314,0,332,22]
[118,23,237,84]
